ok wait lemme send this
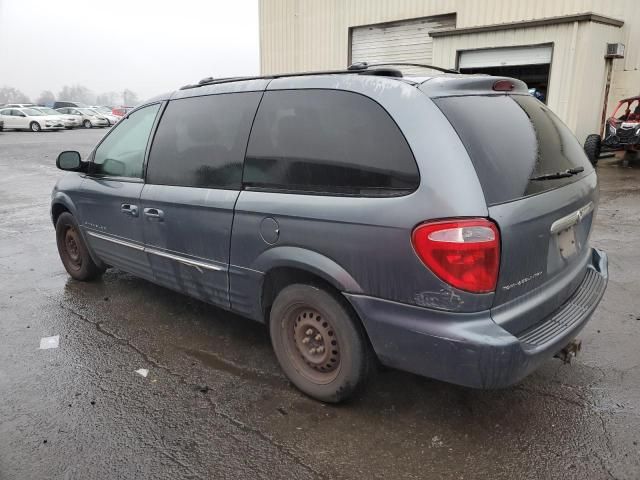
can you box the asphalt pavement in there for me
[1,128,639,479]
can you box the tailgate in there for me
[433,92,597,334]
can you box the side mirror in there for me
[56,151,82,171]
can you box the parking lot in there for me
[1,128,639,479]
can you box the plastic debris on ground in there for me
[39,336,59,350]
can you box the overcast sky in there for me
[0,0,259,101]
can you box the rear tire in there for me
[269,283,373,403]
[30,121,41,132]
[55,212,105,281]
[584,134,602,166]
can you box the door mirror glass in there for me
[57,151,82,171]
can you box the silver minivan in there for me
[51,66,608,402]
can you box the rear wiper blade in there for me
[530,166,585,181]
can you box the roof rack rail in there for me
[179,62,455,90]
[364,62,459,74]
[180,68,358,90]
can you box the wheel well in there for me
[51,203,70,225]
[261,266,376,354]
[263,266,360,319]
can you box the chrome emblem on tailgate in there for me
[550,202,594,234]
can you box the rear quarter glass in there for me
[433,94,593,205]
[244,89,420,196]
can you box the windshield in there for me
[22,108,45,116]
[434,94,593,205]
[78,108,98,115]
[93,107,111,113]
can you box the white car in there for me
[0,107,65,132]
[33,107,81,129]
[55,107,109,128]
[3,103,38,108]
[89,106,120,126]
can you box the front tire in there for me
[30,121,41,132]
[83,120,92,128]
[55,212,105,281]
[269,284,373,403]
[584,134,602,166]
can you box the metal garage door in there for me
[458,45,553,69]
[350,15,456,75]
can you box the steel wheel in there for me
[55,212,105,281]
[270,284,373,402]
[284,306,342,384]
[63,226,83,271]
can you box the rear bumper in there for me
[346,248,608,388]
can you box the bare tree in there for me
[58,85,96,105]
[0,86,31,103]
[36,90,55,105]
[96,91,118,106]
[122,89,139,106]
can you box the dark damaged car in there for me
[51,66,608,402]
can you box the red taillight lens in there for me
[412,219,500,293]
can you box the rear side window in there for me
[146,92,261,189]
[244,89,419,196]
[434,95,592,205]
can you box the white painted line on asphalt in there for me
[39,335,59,350]
[135,368,149,378]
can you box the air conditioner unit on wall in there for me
[605,43,625,59]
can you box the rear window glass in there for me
[434,95,592,205]
[244,89,419,196]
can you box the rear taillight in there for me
[411,219,500,293]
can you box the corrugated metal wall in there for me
[259,0,640,141]
[260,0,639,73]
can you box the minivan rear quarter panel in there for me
[230,76,494,316]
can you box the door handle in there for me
[143,207,164,221]
[121,204,138,217]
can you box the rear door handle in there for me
[143,207,164,221]
[121,204,138,217]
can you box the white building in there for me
[259,0,640,142]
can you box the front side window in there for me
[244,89,419,196]
[146,92,261,189]
[92,103,160,178]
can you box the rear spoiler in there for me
[419,75,529,98]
